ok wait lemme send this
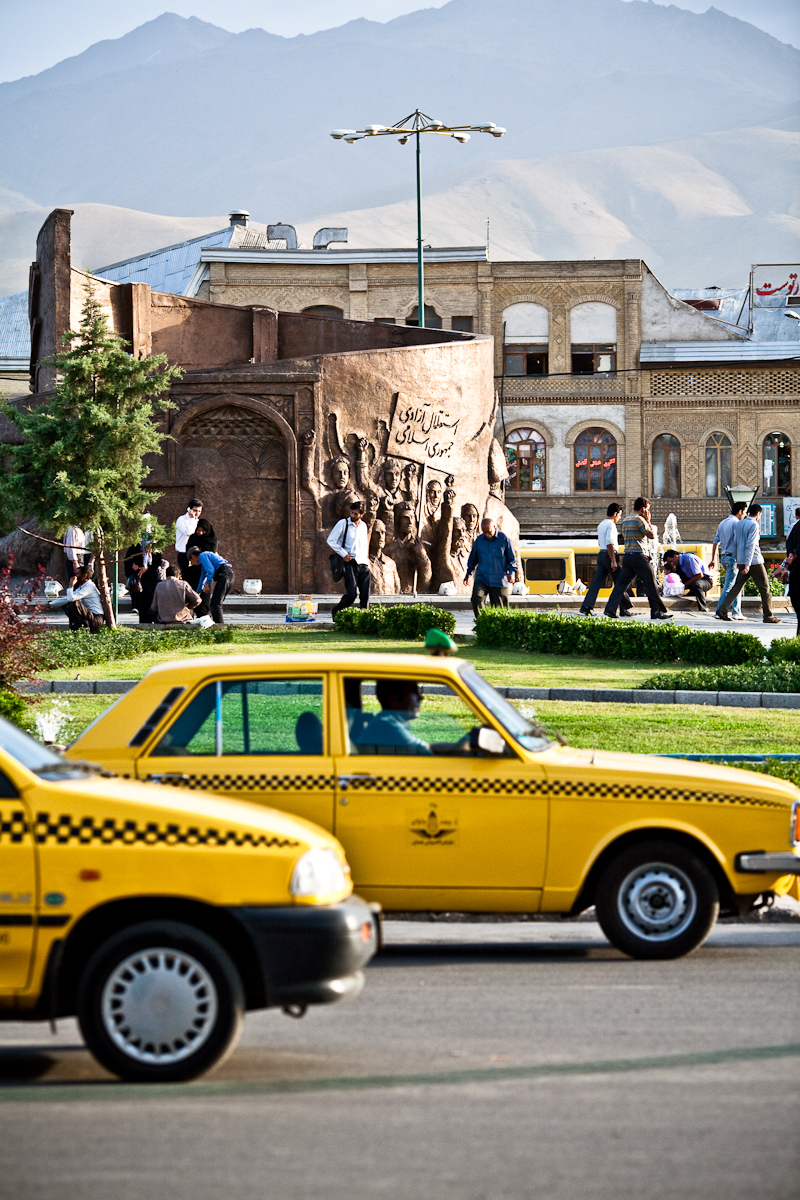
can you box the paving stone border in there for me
[20,679,800,709]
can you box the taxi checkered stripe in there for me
[146,773,336,793]
[0,810,29,843]
[19,812,300,850]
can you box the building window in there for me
[504,344,549,375]
[574,427,617,492]
[705,432,732,497]
[451,316,474,332]
[302,305,343,319]
[406,305,442,329]
[762,432,791,496]
[505,428,546,492]
[571,344,616,374]
[373,316,396,324]
[652,434,681,498]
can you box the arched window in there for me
[705,432,732,497]
[405,305,442,329]
[574,427,617,492]
[652,434,681,498]
[502,303,549,375]
[763,432,791,496]
[302,305,343,319]
[505,428,546,492]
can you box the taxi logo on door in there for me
[408,802,459,847]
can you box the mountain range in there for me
[0,0,797,294]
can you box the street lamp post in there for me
[331,110,504,329]
[724,483,759,513]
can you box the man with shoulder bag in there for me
[328,501,371,616]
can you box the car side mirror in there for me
[470,726,506,756]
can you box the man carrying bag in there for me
[328,501,371,616]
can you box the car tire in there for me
[77,921,244,1082]
[595,841,719,960]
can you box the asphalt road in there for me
[1,920,798,1200]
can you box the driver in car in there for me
[353,679,432,756]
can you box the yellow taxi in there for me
[0,714,377,1082]
[67,653,800,961]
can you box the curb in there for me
[19,680,800,710]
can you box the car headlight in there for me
[289,848,348,898]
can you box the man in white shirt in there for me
[175,500,203,574]
[579,503,633,617]
[328,500,371,617]
[709,502,746,619]
[50,565,104,631]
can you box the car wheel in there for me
[595,841,719,960]
[77,921,244,1082]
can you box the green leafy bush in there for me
[640,663,800,693]
[767,638,800,665]
[473,609,764,666]
[744,574,785,597]
[0,687,27,726]
[734,760,800,790]
[333,604,456,639]
[39,625,233,670]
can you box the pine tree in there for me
[0,282,180,626]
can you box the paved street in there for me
[1,920,798,1200]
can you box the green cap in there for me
[425,627,458,654]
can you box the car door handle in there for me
[337,774,378,789]
[148,773,191,786]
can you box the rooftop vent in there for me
[229,210,249,226]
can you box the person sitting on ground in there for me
[662,549,714,612]
[49,565,104,632]
[149,565,201,625]
[352,679,432,756]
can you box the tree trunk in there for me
[94,527,116,628]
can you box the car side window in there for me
[150,679,324,756]
[344,678,482,757]
[0,769,18,798]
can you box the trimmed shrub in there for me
[473,609,764,666]
[767,638,800,665]
[334,603,456,639]
[39,625,233,670]
[0,687,27,726]
[640,663,800,693]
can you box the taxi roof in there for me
[143,652,465,681]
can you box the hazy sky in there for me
[0,0,797,83]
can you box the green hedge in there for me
[0,688,26,726]
[767,638,800,665]
[333,604,456,639]
[473,609,764,666]
[640,663,800,693]
[38,626,234,669]
[733,760,800,789]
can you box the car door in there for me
[0,768,36,991]
[332,672,549,911]
[137,672,336,832]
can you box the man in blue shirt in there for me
[662,549,713,612]
[464,518,517,619]
[187,545,234,625]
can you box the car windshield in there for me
[459,666,552,753]
[0,715,94,781]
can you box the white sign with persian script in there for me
[386,393,461,468]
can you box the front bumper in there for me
[227,894,379,1009]
[736,852,800,875]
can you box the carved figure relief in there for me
[386,502,432,594]
[369,520,401,595]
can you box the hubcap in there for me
[617,863,697,942]
[101,948,218,1064]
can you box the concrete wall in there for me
[640,267,745,343]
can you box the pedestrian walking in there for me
[786,505,800,637]
[716,503,781,624]
[604,498,672,621]
[709,502,746,620]
[49,565,104,631]
[150,566,201,624]
[464,518,517,619]
[175,500,203,575]
[579,503,633,617]
[328,501,371,617]
[187,545,234,625]
[662,549,714,612]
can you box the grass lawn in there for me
[46,627,693,689]
[24,693,800,758]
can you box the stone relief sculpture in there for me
[386,502,432,594]
[369,519,401,595]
